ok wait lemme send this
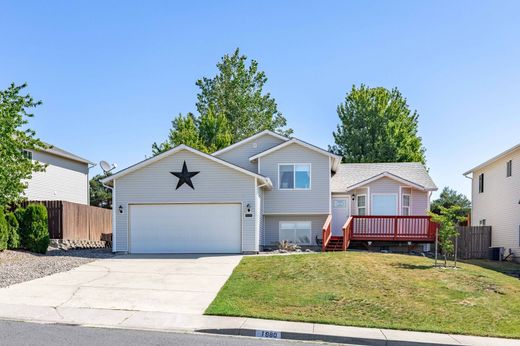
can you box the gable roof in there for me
[248,138,342,171]
[331,162,437,192]
[463,142,520,176]
[101,144,272,188]
[212,130,289,156]
[41,142,94,165]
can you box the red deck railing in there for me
[322,215,332,252]
[346,215,437,242]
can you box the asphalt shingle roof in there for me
[331,162,437,192]
[42,142,94,165]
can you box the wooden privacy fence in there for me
[21,201,112,241]
[455,226,492,259]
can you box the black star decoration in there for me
[170,161,200,190]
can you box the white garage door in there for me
[129,203,241,253]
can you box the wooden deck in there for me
[323,215,438,251]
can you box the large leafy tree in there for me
[153,48,292,155]
[330,84,426,164]
[0,83,47,207]
[431,187,471,219]
[89,172,113,209]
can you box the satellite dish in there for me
[100,160,116,173]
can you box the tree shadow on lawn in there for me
[392,263,433,270]
[462,259,520,279]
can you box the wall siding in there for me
[24,151,89,205]
[260,143,330,214]
[335,178,429,216]
[263,214,328,246]
[114,150,258,253]
[471,149,520,260]
[216,134,285,172]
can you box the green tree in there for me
[20,204,49,254]
[152,113,204,155]
[0,83,47,207]
[330,84,426,164]
[0,210,7,251]
[429,206,467,267]
[153,48,292,155]
[5,212,20,249]
[89,173,113,209]
[431,187,471,219]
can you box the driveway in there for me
[0,254,242,327]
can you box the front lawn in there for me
[206,252,520,338]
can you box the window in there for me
[507,160,512,177]
[278,164,310,189]
[279,221,311,244]
[357,195,366,215]
[402,194,410,216]
[478,173,484,193]
[371,194,398,215]
[333,199,347,208]
[22,150,32,160]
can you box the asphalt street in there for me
[0,320,338,346]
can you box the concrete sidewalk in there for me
[0,303,518,346]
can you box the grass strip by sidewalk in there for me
[206,252,520,338]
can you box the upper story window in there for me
[357,195,366,215]
[22,150,33,160]
[279,164,311,190]
[507,160,512,177]
[402,194,410,216]
[478,173,484,193]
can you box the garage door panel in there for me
[130,204,241,253]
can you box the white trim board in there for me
[346,171,433,192]
[212,130,289,156]
[463,142,520,176]
[101,144,272,188]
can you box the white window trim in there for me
[278,221,312,245]
[370,193,398,215]
[277,163,312,190]
[356,194,367,216]
[401,193,411,216]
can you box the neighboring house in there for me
[24,143,94,205]
[464,143,520,262]
[102,130,437,254]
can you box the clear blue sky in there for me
[2,1,519,198]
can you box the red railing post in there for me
[393,216,398,240]
[322,215,332,252]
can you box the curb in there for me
[197,328,461,346]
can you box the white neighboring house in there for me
[464,143,520,262]
[23,143,95,205]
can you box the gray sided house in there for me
[102,130,437,254]
[24,143,94,205]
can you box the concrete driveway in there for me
[0,254,242,327]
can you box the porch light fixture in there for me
[119,205,123,214]
[351,194,356,201]
[367,241,372,246]
[246,203,251,213]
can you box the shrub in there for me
[6,212,20,249]
[0,210,8,251]
[21,204,49,254]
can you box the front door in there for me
[332,197,350,236]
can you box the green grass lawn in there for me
[206,252,520,338]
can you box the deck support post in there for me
[434,225,438,267]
